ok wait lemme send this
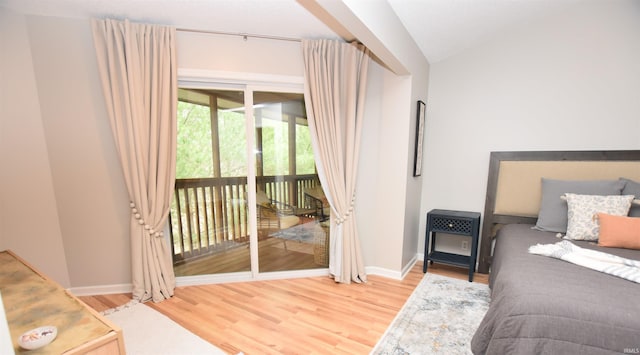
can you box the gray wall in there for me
[1,5,428,288]
[1,9,71,286]
[420,0,640,257]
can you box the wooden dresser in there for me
[0,250,125,354]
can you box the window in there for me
[170,83,329,280]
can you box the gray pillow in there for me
[621,178,640,217]
[534,178,626,233]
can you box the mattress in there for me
[471,224,640,355]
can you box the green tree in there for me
[176,101,316,179]
[296,125,315,174]
[176,101,213,178]
[261,120,289,175]
[218,111,247,177]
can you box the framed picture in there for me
[413,100,426,177]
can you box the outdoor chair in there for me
[303,186,330,221]
[255,190,300,238]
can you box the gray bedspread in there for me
[471,224,640,355]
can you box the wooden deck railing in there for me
[170,174,320,264]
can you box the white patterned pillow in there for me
[564,193,635,241]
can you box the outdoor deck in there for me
[170,174,328,276]
[173,235,327,276]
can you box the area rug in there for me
[371,273,490,355]
[269,237,315,254]
[103,301,227,355]
[270,220,326,244]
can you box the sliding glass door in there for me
[253,91,328,272]
[170,84,329,278]
[172,87,251,276]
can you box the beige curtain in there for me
[92,18,177,302]
[302,39,370,283]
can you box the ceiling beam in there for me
[297,0,426,75]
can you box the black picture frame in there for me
[413,100,426,177]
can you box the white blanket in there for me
[529,240,640,283]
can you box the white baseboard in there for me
[365,266,403,280]
[401,255,419,278]
[68,254,424,296]
[365,254,420,280]
[68,283,133,297]
[175,269,330,287]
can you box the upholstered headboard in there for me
[478,150,640,274]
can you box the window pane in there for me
[254,91,328,273]
[260,111,289,176]
[172,88,250,276]
[296,124,315,175]
[176,100,213,178]
[219,110,247,177]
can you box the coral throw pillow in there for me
[597,213,640,250]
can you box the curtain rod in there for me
[176,27,301,43]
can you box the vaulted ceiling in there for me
[2,0,582,63]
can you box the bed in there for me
[470,150,640,355]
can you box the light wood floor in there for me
[174,237,325,276]
[79,262,489,355]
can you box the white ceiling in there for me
[388,0,582,63]
[2,0,582,63]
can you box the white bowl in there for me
[18,325,57,350]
